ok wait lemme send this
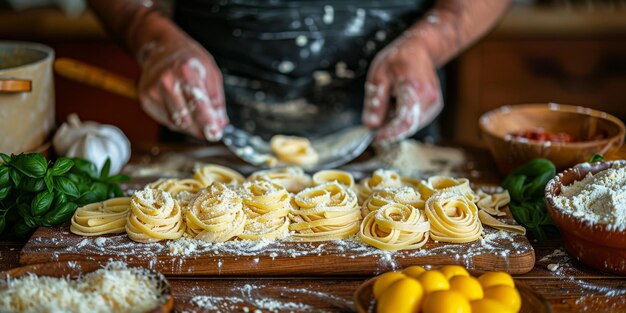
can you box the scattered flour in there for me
[551,162,626,231]
[378,140,466,177]
[191,284,317,312]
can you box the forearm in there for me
[405,0,511,66]
[86,0,185,61]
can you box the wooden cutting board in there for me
[20,212,535,277]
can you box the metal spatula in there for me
[55,58,374,170]
[223,124,373,171]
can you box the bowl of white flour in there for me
[545,160,626,275]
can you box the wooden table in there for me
[1,143,625,312]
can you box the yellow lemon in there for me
[373,272,406,299]
[402,265,426,278]
[478,271,515,288]
[470,298,515,313]
[377,278,424,313]
[449,275,483,301]
[418,270,450,294]
[484,285,522,312]
[439,265,470,279]
[422,290,471,313]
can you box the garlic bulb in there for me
[53,114,131,175]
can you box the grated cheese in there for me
[0,262,166,313]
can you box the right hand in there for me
[137,37,228,141]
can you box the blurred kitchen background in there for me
[1,0,625,147]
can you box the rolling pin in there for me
[54,58,138,100]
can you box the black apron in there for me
[174,0,435,140]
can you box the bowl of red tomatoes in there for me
[479,103,625,174]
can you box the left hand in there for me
[363,35,443,144]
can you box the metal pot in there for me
[0,41,55,154]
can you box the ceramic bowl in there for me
[545,161,626,275]
[479,103,625,174]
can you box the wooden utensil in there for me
[54,58,138,99]
[1,260,174,313]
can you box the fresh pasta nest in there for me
[185,182,246,242]
[238,179,291,240]
[359,202,430,250]
[70,163,523,251]
[126,188,185,243]
[289,182,361,241]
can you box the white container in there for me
[0,42,55,154]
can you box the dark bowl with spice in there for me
[479,103,625,174]
[545,160,626,275]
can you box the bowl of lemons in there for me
[354,265,552,313]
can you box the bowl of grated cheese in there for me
[0,261,174,312]
[545,160,626,275]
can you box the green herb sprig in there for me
[0,153,129,238]
[502,159,558,242]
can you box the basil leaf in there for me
[50,158,74,176]
[107,174,131,183]
[42,202,77,226]
[21,178,45,193]
[16,202,31,219]
[77,192,100,206]
[44,173,54,193]
[0,217,5,234]
[54,177,79,198]
[509,202,530,226]
[502,175,526,203]
[100,158,111,179]
[0,186,10,201]
[0,153,11,164]
[13,220,35,238]
[525,171,555,198]
[11,153,48,178]
[71,158,98,179]
[91,182,110,200]
[9,168,21,187]
[53,192,68,209]
[0,166,9,186]
[31,191,54,216]
[588,154,606,163]
[111,184,124,197]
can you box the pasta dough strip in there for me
[71,197,131,236]
[238,180,291,240]
[247,167,311,193]
[126,188,185,243]
[357,169,403,205]
[362,186,425,218]
[194,164,245,187]
[475,190,510,217]
[312,170,355,189]
[290,182,361,241]
[359,203,430,250]
[185,182,246,242]
[425,192,482,243]
[478,210,526,235]
[418,176,476,202]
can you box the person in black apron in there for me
[88,0,510,143]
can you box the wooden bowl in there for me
[479,103,625,174]
[545,161,626,275]
[354,272,552,313]
[0,261,174,313]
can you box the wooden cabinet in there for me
[453,7,626,146]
